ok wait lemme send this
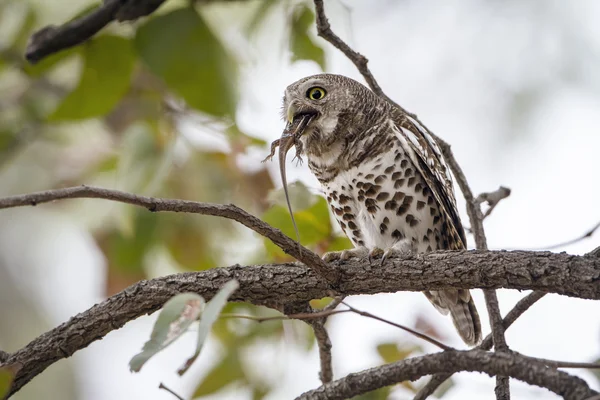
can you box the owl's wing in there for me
[389,112,467,248]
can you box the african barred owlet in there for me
[281,74,482,345]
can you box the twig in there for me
[341,302,453,351]
[307,320,334,384]
[296,350,596,400]
[519,354,600,370]
[312,0,412,117]
[0,350,9,363]
[159,382,185,400]
[0,185,338,282]
[530,220,600,251]
[475,186,512,219]
[416,291,546,400]
[25,0,166,63]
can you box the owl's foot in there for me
[380,239,414,266]
[323,247,369,262]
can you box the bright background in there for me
[1,1,599,399]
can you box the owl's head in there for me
[282,74,387,157]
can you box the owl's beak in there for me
[286,102,297,124]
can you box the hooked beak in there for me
[285,101,317,130]
[286,101,298,124]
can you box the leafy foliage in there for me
[0,366,15,399]
[135,7,237,117]
[129,293,205,372]
[289,4,326,70]
[49,35,135,121]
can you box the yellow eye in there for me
[307,87,326,100]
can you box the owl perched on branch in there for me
[279,73,481,345]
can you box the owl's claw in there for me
[380,239,414,266]
[323,247,369,262]
[367,247,384,265]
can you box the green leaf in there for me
[129,293,205,372]
[135,7,237,116]
[376,343,422,364]
[267,181,316,211]
[178,279,240,375]
[49,35,134,120]
[108,210,159,274]
[289,5,325,70]
[262,195,331,257]
[326,235,353,252]
[309,297,334,310]
[0,366,15,399]
[193,352,244,397]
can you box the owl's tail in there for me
[424,289,482,346]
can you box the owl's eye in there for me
[307,87,326,100]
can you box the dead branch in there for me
[296,350,596,400]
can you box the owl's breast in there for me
[321,140,444,252]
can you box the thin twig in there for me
[312,0,412,117]
[159,383,185,400]
[307,320,334,384]
[0,185,337,282]
[529,220,600,251]
[519,354,600,370]
[475,186,512,219]
[341,302,453,351]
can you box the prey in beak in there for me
[263,111,315,249]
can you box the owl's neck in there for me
[305,110,393,183]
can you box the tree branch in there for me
[1,251,597,396]
[25,0,167,63]
[0,185,337,283]
[296,350,596,400]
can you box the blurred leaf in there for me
[289,5,325,70]
[251,385,271,400]
[135,7,236,116]
[326,235,353,252]
[10,6,36,51]
[0,366,15,399]
[164,219,215,271]
[246,0,277,35]
[49,35,134,120]
[178,280,240,375]
[129,293,205,372]
[376,343,421,364]
[193,352,244,397]
[267,181,315,211]
[262,195,331,258]
[309,297,334,310]
[107,210,159,273]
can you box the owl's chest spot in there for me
[323,143,442,252]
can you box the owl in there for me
[280,73,481,345]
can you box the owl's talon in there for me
[323,247,368,262]
[380,240,414,266]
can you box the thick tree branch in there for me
[296,350,596,400]
[25,0,166,63]
[0,185,336,283]
[1,252,598,395]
